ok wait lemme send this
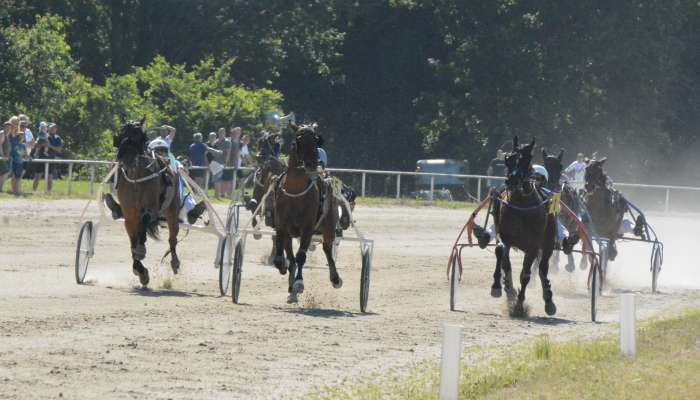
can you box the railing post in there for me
[44,161,50,194]
[664,188,670,213]
[204,169,210,192]
[89,165,95,195]
[477,178,482,202]
[396,174,401,199]
[67,163,73,195]
[361,172,366,197]
[430,175,435,201]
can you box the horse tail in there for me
[142,209,160,240]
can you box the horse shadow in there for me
[518,315,578,326]
[124,287,212,298]
[277,307,377,318]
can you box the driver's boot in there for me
[472,224,492,249]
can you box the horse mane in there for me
[115,119,147,162]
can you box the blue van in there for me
[415,159,470,199]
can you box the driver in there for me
[103,137,207,225]
[472,164,578,254]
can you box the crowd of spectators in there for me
[186,126,254,199]
[0,114,63,195]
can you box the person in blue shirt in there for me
[188,132,221,187]
[8,119,27,195]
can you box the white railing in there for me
[2,157,699,212]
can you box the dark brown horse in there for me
[113,119,181,286]
[583,158,626,260]
[492,137,558,316]
[272,123,341,303]
[542,148,579,270]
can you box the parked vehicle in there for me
[414,159,469,199]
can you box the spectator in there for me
[213,128,232,198]
[564,152,587,189]
[18,114,34,152]
[0,120,12,192]
[189,132,221,188]
[30,136,50,193]
[159,124,176,147]
[45,123,63,192]
[8,116,27,195]
[239,134,253,167]
[486,149,506,190]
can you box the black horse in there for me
[490,137,558,317]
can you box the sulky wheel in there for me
[218,234,233,296]
[449,254,458,311]
[231,240,244,304]
[651,244,662,294]
[360,249,371,313]
[591,242,608,322]
[75,221,94,284]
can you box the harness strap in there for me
[278,175,318,198]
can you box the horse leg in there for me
[501,246,516,300]
[166,208,180,274]
[538,249,557,316]
[514,252,538,317]
[285,237,298,303]
[491,244,504,297]
[323,228,342,289]
[124,210,149,286]
[609,240,618,261]
[272,231,287,275]
[292,230,313,295]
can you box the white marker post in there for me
[620,293,636,357]
[439,324,463,400]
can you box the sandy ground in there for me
[0,199,699,399]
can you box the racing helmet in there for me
[148,138,169,151]
[531,164,549,183]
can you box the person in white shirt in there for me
[18,114,34,152]
[238,134,253,167]
[159,125,176,147]
[564,153,587,189]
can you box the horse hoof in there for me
[171,259,180,275]
[308,243,316,252]
[509,301,528,318]
[273,256,287,275]
[293,279,305,294]
[505,288,517,301]
[565,262,575,273]
[139,269,150,287]
[253,233,262,240]
[287,293,298,304]
[491,286,502,298]
[545,301,557,316]
[332,277,343,289]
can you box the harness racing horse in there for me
[246,136,286,260]
[272,123,342,303]
[583,158,627,261]
[491,137,558,317]
[113,118,181,286]
[542,148,579,271]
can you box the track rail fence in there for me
[2,157,699,213]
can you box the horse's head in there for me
[289,122,321,173]
[114,117,147,163]
[542,148,564,190]
[585,158,608,192]
[505,136,536,191]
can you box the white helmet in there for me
[148,138,169,151]
[531,164,548,182]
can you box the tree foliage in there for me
[1,1,699,183]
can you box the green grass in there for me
[309,309,700,400]
[0,178,475,209]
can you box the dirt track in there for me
[1,199,699,399]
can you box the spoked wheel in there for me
[218,234,233,296]
[360,249,371,313]
[591,242,608,322]
[651,244,662,294]
[75,221,94,284]
[231,240,244,304]
[449,254,458,311]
